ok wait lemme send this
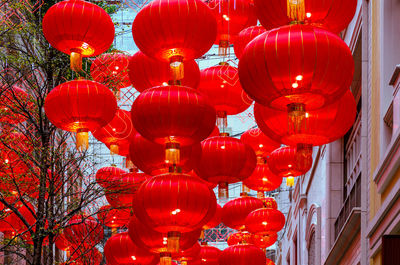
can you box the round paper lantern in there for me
[268,147,313,183]
[42,0,114,71]
[93,109,136,155]
[98,205,131,229]
[64,214,104,247]
[243,162,282,193]
[70,247,103,265]
[133,173,216,252]
[227,232,254,246]
[194,136,256,199]
[233,26,266,59]
[173,243,201,265]
[198,63,253,127]
[132,0,217,79]
[44,79,117,150]
[240,128,280,159]
[254,90,357,147]
[128,51,200,92]
[219,244,266,265]
[90,53,131,90]
[199,244,221,265]
[245,207,286,234]
[105,169,148,208]
[263,197,278,210]
[252,233,278,249]
[104,232,157,265]
[207,0,257,55]
[129,133,201,176]
[203,204,222,230]
[239,24,354,111]
[0,85,30,124]
[95,166,126,188]
[221,194,264,230]
[254,0,357,34]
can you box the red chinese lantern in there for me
[70,247,103,265]
[254,0,357,34]
[219,244,266,265]
[245,206,285,234]
[243,162,282,194]
[105,169,148,208]
[233,26,266,59]
[194,136,256,199]
[128,216,201,265]
[132,0,217,80]
[227,232,254,246]
[263,197,279,210]
[240,128,280,159]
[203,204,222,230]
[239,24,354,110]
[104,232,158,265]
[95,166,126,189]
[131,85,215,165]
[207,0,257,55]
[90,53,131,90]
[173,243,201,265]
[44,79,117,150]
[132,173,217,253]
[98,205,131,229]
[93,109,136,155]
[199,244,221,265]
[0,85,30,124]
[42,0,114,72]
[128,51,200,92]
[254,90,357,148]
[252,233,278,249]
[221,193,264,230]
[129,133,201,176]
[198,63,253,129]
[55,232,71,251]
[64,214,104,247]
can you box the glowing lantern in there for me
[239,24,354,111]
[132,0,216,80]
[233,26,266,59]
[221,193,264,230]
[203,204,222,230]
[128,51,200,92]
[219,244,266,265]
[254,0,357,34]
[173,243,201,265]
[93,109,136,155]
[199,244,221,265]
[240,128,280,159]
[227,232,254,246]
[64,214,104,247]
[90,53,131,91]
[245,198,285,234]
[132,173,217,253]
[42,0,114,72]
[252,233,278,249]
[95,166,126,189]
[243,162,283,194]
[98,205,131,230]
[131,85,215,166]
[44,79,117,150]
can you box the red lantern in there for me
[203,204,222,230]
[128,51,200,92]
[227,232,254,246]
[199,244,221,265]
[132,0,216,79]
[104,232,157,265]
[44,79,117,150]
[70,247,103,265]
[233,26,266,59]
[252,233,278,249]
[132,173,217,252]
[239,24,354,110]
[207,0,257,55]
[0,85,30,124]
[254,0,357,34]
[243,162,282,193]
[105,169,148,208]
[194,136,256,199]
[240,128,280,159]
[129,133,201,176]
[64,214,104,247]
[93,109,136,155]
[254,90,357,147]
[128,216,201,265]
[95,166,126,189]
[221,193,264,230]
[90,53,131,90]
[42,0,114,72]
[245,207,286,234]
[55,232,70,251]
[98,205,131,229]
[263,197,279,210]
[198,63,253,128]
[219,244,266,265]
[173,243,201,265]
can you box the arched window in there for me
[308,231,316,265]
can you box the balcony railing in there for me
[334,176,361,239]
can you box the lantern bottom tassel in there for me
[110,144,119,155]
[218,182,229,200]
[287,0,305,22]
[165,143,181,166]
[170,55,184,81]
[218,39,229,57]
[167,231,181,253]
[160,253,172,265]
[70,51,83,72]
[76,129,89,151]
[286,176,295,187]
